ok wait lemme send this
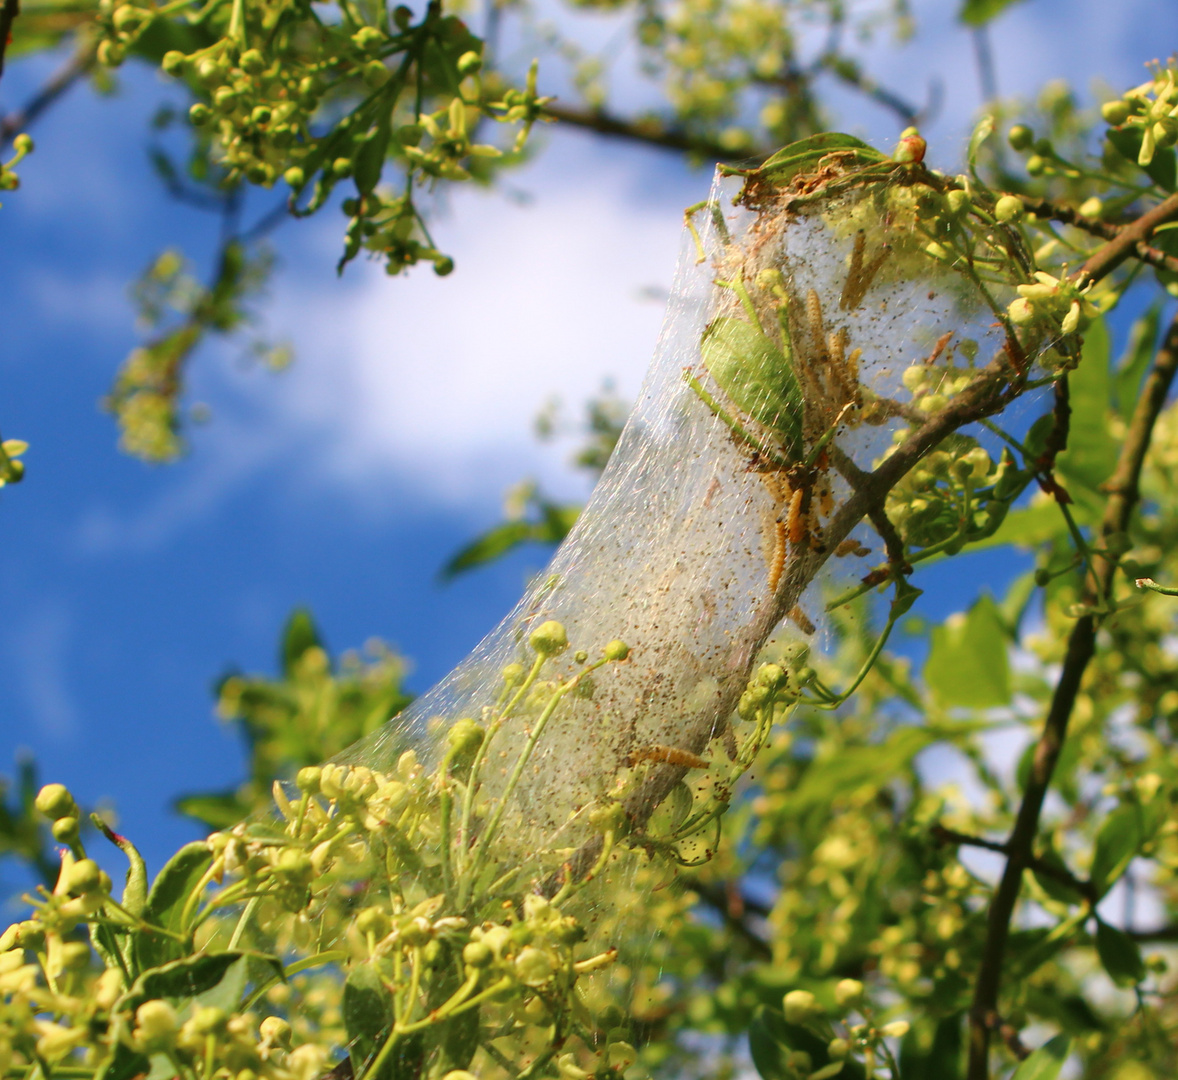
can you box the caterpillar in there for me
[627,745,710,770]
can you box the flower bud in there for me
[754,663,788,691]
[880,1020,910,1039]
[60,941,91,971]
[162,50,186,75]
[993,195,1024,223]
[457,50,482,76]
[260,1016,292,1046]
[828,1038,849,1059]
[189,103,212,126]
[588,801,628,834]
[332,157,353,178]
[447,718,485,757]
[529,620,568,656]
[63,859,104,896]
[1025,154,1046,176]
[514,946,554,986]
[1102,99,1132,126]
[284,166,307,191]
[36,784,76,821]
[135,1000,179,1051]
[834,977,864,1008]
[191,1006,228,1035]
[945,188,971,216]
[783,989,822,1025]
[355,906,391,938]
[893,126,926,164]
[0,924,19,952]
[275,848,313,886]
[12,133,32,155]
[251,105,272,124]
[352,26,384,54]
[603,639,629,662]
[433,255,455,277]
[239,48,266,74]
[463,940,493,968]
[362,60,389,88]
[1007,123,1033,150]
[400,916,432,947]
[606,1042,637,1069]
[97,40,125,66]
[1007,297,1035,325]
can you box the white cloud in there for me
[257,134,704,510]
[10,601,78,738]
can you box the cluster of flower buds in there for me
[884,436,1026,555]
[91,0,549,275]
[1101,61,1178,167]
[1007,271,1097,343]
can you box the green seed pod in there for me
[993,195,1024,223]
[754,663,787,691]
[1033,137,1054,156]
[259,1016,292,1045]
[463,940,493,968]
[161,50,186,76]
[529,620,568,655]
[36,783,76,821]
[457,50,482,76]
[433,255,455,277]
[1102,99,1132,126]
[295,764,320,792]
[246,162,272,184]
[197,57,223,84]
[51,816,80,843]
[828,1039,850,1060]
[342,198,360,217]
[1007,123,1033,150]
[284,166,307,190]
[1025,154,1046,176]
[240,48,265,74]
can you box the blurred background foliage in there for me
[4,0,1178,1077]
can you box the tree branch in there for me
[540,102,766,163]
[0,42,94,149]
[1075,192,1178,287]
[965,311,1178,1080]
[0,0,19,84]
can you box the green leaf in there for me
[1009,1034,1070,1080]
[282,608,323,674]
[967,115,995,176]
[93,814,149,916]
[757,133,885,186]
[137,841,213,969]
[1106,128,1177,192]
[1056,317,1118,500]
[173,790,251,831]
[94,1038,150,1080]
[925,594,1011,709]
[1095,920,1146,987]
[788,727,934,812]
[748,1006,829,1080]
[1090,803,1144,898]
[701,316,802,456]
[1114,304,1161,421]
[899,1013,963,1080]
[354,117,392,197]
[344,961,396,1077]
[129,951,247,1005]
[959,0,1024,26]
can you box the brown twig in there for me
[0,43,94,148]
[965,311,1178,1080]
[0,0,19,83]
[540,102,767,164]
[931,825,1094,902]
[1075,192,1178,287]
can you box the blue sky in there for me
[0,0,1174,895]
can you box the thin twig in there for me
[965,311,1178,1080]
[541,102,769,163]
[0,43,94,148]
